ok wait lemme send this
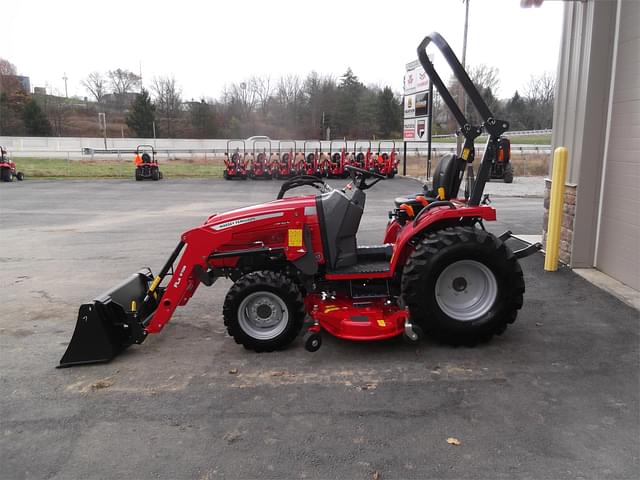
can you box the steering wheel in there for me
[344,164,385,191]
[345,164,385,180]
[277,175,331,199]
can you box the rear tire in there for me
[135,169,142,181]
[2,168,13,182]
[223,271,306,352]
[503,164,513,183]
[151,169,159,181]
[401,226,524,345]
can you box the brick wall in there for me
[542,179,577,265]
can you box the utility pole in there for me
[456,0,470,155]
[62,73,68,98]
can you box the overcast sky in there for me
[3,0,564,101]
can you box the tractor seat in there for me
[393,195,437,216]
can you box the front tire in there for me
[16,172,24,181]
[223,271,305,352]
[401,226,524,345]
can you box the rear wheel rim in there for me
[238,291,289,340]
[435,260,498,321]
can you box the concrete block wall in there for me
[543,179,577,265]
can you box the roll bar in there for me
[417,32,509,206]
[417,32,508,139]
[379,140,395,152]
[226,139,246,154]
[303,140,320,153]
[354,140,370,152]
[279,140,296,153]
[253,140,271,155]
[136,144,155,154]
[330,140,346,153]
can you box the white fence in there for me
[0,135,551,160]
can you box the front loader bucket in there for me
[58,270,156,367]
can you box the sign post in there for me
[403,58,433,178]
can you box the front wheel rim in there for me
[435,260,498,322]
[238,291,289,340]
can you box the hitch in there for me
[498,230,542,259]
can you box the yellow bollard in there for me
[544,147,568,271]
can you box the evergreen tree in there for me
[126,89,156,137]
[336,68,364,137]
[505,91,527,130]
[23,98,51,135]
[190,99,217,138]
[377,87,401,137]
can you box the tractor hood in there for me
[204,195,317,231]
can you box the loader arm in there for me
[145,226,233,333]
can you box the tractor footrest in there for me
[356,244,393,259]
[328,259,390,275]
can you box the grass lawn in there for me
[11,158,225,179]
[430,133,551,144]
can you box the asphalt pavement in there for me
[0,177,637,479]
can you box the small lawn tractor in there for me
[490,137,514,183]
[274,140,297,179]
[134,145,163,181]
[249,140,272,179]
[59,32,540,367]
[303,141,322,177]
[325,141,349,178]
[375,141,399,178]
[223,140,248,180]
[318,150,332,177]
[353,140,371,170]
[0,146,24,182]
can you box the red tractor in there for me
[223,140,248,180]
[249,140,272,179]
[375,141,399,178]
[273,141,297,179]
[59,32,541,367]
[134,145,163,181]
[326,141,349,178]
[353,141,370,169]
[302,141,322,177]
[0,146,24,182]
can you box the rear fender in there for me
[388,205,496,274]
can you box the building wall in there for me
[595,0,640,290]
[551,0,639,291]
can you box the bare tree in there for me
[524,72,555,105]
[47,89,69,136]
[469,64,500,93]
[107,68,141,104]
[0,58,21,94]
[81,71,107,104]
[276,75,303,107]
[222,80,258,119]
[524,72,555,129]
[0,58,17,76]
[152,76,182,137]
[249,76,272,115]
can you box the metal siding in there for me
[597,0,640,290]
